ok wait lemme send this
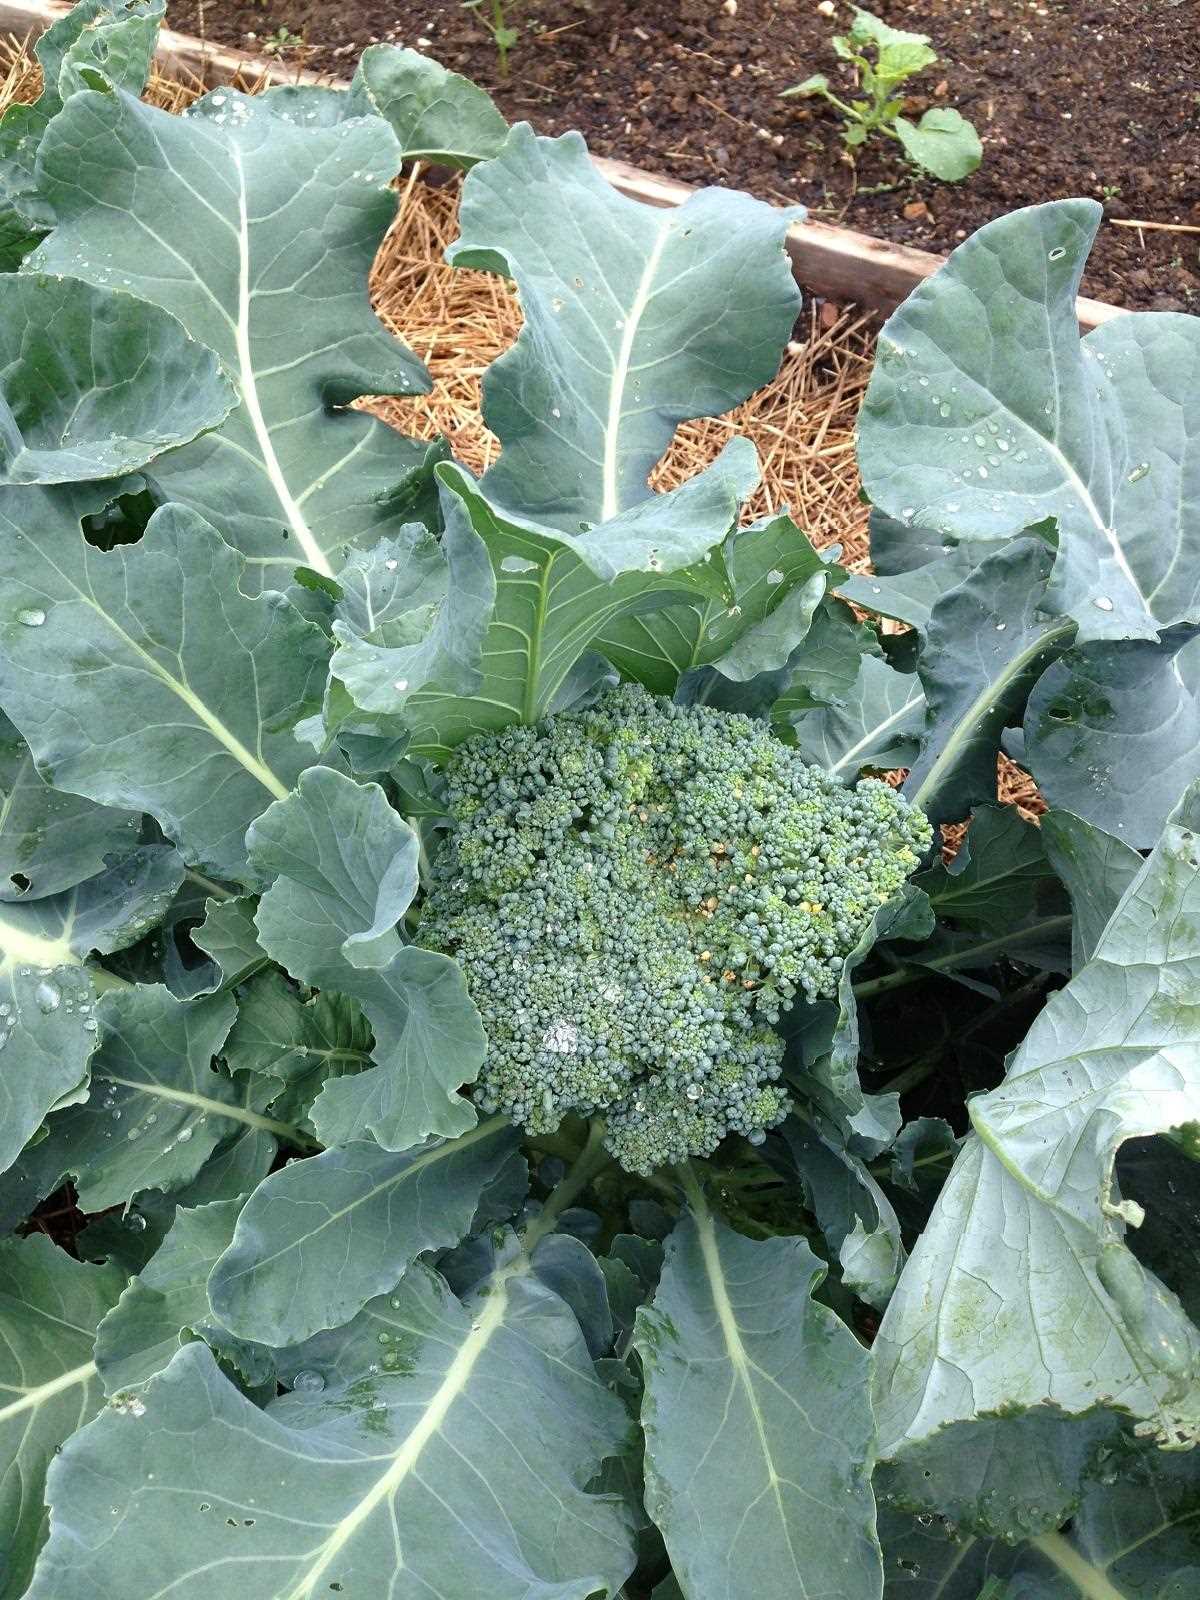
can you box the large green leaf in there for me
[208,1118,518,1343]
[248,767,484,1149]
[94,1196,271,1395]
[0,846,186,1176]
[449,124,799,529]
[0,712,141,901]
[0,275,232,484]
[326,520,495,717]
[788,653,925,779]
[879,1440,1200,1596]
[858,200,1200,641]
[349,44,508,166]
[80,985,243,1210]
[1041,809,1143,971]
[769,1115,903,1309]
[636,1180,882,1600]
[913,803,1068,940]
[0,500,328,882]
[596,512,831,694]
[904,539,1076,823]
[0,0,164,265]
[30,1261,635,1600]
[1024,625,1200,848]
[0,840,186,1174]
[32,83,434,584]
[222,970,371,1121]
[404,451,754,756]
[0,1235,123,1600]
[874,785,1200,1536]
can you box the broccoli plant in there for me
[782,5,982,182]
[2,5,1200,1600]
[421,684,930,1171]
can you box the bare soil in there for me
[176,0,1200,311]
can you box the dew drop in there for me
[35,979,61,1013]
[392,679,409,693]
[1093,595,1115,612]
[291,1369,325,1394]
[1047,246,1067,261]
[765,568,784,586]
[16,608,45,627]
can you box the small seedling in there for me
[463,0,521,78]
[261,23,305,56]
[781,6,981,182]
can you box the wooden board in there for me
[0,0,1122,329]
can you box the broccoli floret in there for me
[420,684,931,1175]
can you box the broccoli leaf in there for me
[0,1236,124,1600]
[349,44,508,167]
[787,653,926,778]
[902,537,1075,824]
[1024,625,1200,848]
[636,1184,883,1600]
[448,124,800,529]
[597,511,832,693]
[327,519,495,719]
[0,841,187,1177]
[0,500,328,883]
[0,713,141,902]
[32,1262,636,1600]
[403,451,755,756]
[859,200,1200,642]
[208,1120,518,1344]
[874,783,1200,1536]
[94,1196,272,1394]
[1040,809,1143,971]
[0,276,232,485]
[878,1439,1200,1597]
[0,0,164,264]
[248,767,484,1150]
[32,84,434,585]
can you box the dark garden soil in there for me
[177,0,1200,311]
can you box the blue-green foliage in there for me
[420,684,931,1173]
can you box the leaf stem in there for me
[852,914,1073,998]
[908,617,1076,813]
[185,869,235,902]
[520,1118,611,1258]
[1028,1532,1126,1600]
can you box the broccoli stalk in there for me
[420,685,931,1175]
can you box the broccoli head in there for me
[420,683,931,1174]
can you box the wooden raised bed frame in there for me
[0,0,1121,330]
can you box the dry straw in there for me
[0,33,1039,832]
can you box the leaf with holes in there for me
[32,82,435,586]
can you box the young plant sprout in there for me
[782,5,982,181]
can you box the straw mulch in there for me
[0,34,1040,831]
